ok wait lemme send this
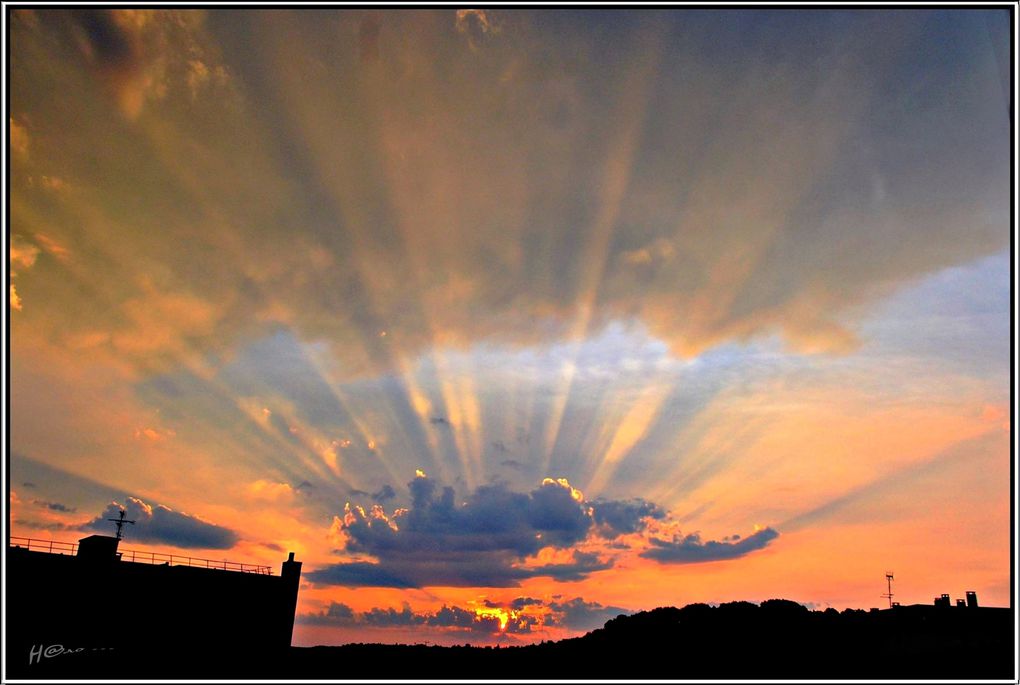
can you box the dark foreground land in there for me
[9,600,1014,680]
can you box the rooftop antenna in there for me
[881,571,894,607]
[107,507,136,540]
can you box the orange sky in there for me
[6,8,1013,645]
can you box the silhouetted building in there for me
[935,594,951,608]
[7,534,301,672]
[956,599,966,607]
[966,591,979,608]
[75,534,121,561]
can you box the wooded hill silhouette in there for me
[278,599,1013,680]
[13,596,1012,679]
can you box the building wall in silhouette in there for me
[966,591,979,608]
[934,593,951,607]
[7,535,301,664]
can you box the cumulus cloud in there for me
[640,527,779,564]
[84,496,239,549]
[309,473,623,588]
[547,597,631,631]
[371,484,396,502]
[590,498,667,536]
[528,550,612,582]
[312,473,770,587]
[300,595,619,635]
[510,596,542,611]
[300,601,501,633]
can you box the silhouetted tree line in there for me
[15,599,1013,679]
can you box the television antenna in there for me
[881,571,894,607]
[107,508,136,540]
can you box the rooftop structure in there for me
[7,533,301,675]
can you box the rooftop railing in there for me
[9,536,77,556]
[10,536,273,575]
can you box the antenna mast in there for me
[107,508,136,540]
[881,571,894,607]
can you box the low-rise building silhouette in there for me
[934,591,979,609]
[7,533,301,671]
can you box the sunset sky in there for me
[6,8,1013,646]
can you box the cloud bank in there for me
[640,527,779,564]
[309,473,668,588]
[84,497,239,549]
[310,472,775,587]
[300,594,628,636]
[8,10,1010,380]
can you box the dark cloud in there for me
[429,416,450,426]
[32,499,77,513]
[428,605,494,631]
[70,10,140,73]
[590,498,666,536]
[322,601,356,624]
[499,459,524,471]
[348,488,370,497]
[371,484,396,503]
[299,595,614,636]
[640,527,779,564]
[547,597,631,631]
[309,474,629,588]
[58,10,205,119]
[529,550,613,582]
[510,596,542,611]
[309,561,417,589]
[300,601,499,633]
[362,604,423,627]
[14,519,76,531]
[84,497,239,549]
